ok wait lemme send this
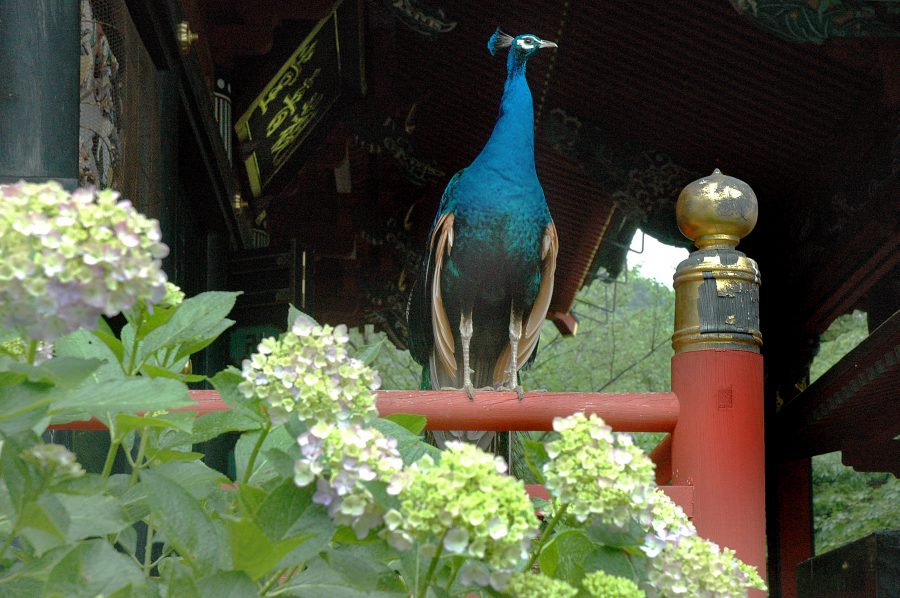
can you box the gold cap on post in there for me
[672,170,762,353]
[676,169,758,249]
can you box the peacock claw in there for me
[494,384,526,400]
[463,383,477,400]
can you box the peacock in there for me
[406,29,559,451]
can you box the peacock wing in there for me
[406,171,463,377]
[492,221,558,383]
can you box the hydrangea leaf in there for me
[369,417,440,465]
[234,426,296,485]
[139,469,229,573]
[538,529,594,584]
[44,539,147,597]
[48,376,191,426]
[383,413,428,435]
[522,438,549,484]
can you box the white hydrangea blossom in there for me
[0,182,168,341]
[237,319,381,426]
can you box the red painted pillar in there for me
[669,170,767,595]
[671,350,766,590]
[771,458,814,597]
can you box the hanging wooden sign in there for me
[235,5,345,197]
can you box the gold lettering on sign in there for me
[271,92,325,167]
[265,68,322,138]
[256,41,318,116]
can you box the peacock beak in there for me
[539,40,558,49]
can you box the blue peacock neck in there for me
[469,51,538,186]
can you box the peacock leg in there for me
[460,311,476,399]
[507,311,525,400]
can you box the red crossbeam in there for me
[50,389,680,433]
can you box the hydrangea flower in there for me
[0,338,53,364]
[582,571,645,598]
[21,443,85,482]
[294,422,404,539]
[542,413,656,526]
[158,282,185,308]
[504,572,577,598]
[237,318,381,425]
[641,489,695,558]
[0,182,169,342]
[644,533,766,597]
[384,442,538,589]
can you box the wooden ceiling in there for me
[190,0,898,354]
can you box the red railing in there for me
[50,388,695,516]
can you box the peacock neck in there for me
[470,54,537,184]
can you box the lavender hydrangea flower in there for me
[0,182,168,342]
[644,534,766,597]
[294,422,404,539]
[237,319,380,426]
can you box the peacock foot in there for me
[439,385,493,400]
[495,384,526,400]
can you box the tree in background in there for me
[809,310,900,553]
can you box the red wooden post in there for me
[669,170,767,595]
[772,458,814,597]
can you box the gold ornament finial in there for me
[676,169,758,249]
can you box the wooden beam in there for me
[50,390,679,434]
[776,308,900,460]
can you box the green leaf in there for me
[158,557,201,598]
[57,493,130,541]
[384,413,427,435]
[140,469,230,573]
[356,340,384,366]
[0,357,103,389]
[45,539,146,597]
[187,410,262,445]
[369,418,440,466]
[539,529,595,584]
[272,503,334,570]
[583,545,636,581]
[19,494,70,555]
[140,362,206,383]
[54,328,125,382]
[135,291,239,367]
[150,461,230,501]
[210,368,265,423]
[256,481,314,541]
[226,517,315,581]
[196,571,260,598]
[584,519,645,549]
[288,305,318,330]
[523,439,549,484]
[278,556,407,597]
[0,382,52,436]
[234,427,296,485]
[112,411,194,443]
[49,376,192,426]
[147,449,205,464]
[324,545,407,593]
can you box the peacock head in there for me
[488,28,557,62]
